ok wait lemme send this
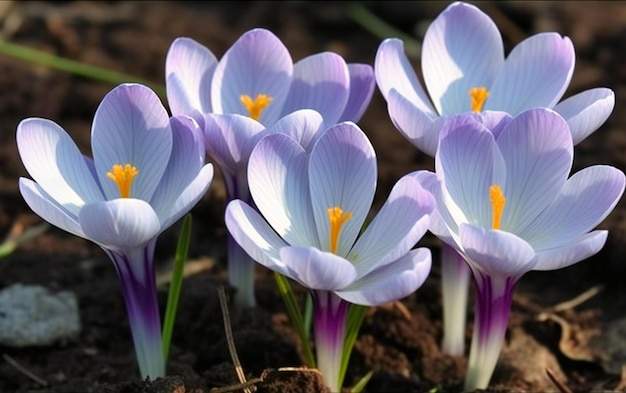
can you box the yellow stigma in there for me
[240,94,273,121]
[469,86,490,113]
[327,206,352,254]
[489,185,506,230]
[107,164,139,198]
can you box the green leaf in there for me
[339,303,368,389]
[161,214,192,362]
[350,370,374,393]
[274,272,316,368]
[0,40,166,98]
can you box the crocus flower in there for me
[165,28,375,308]
[165,28,375,127]
[225,122,433,391]
[200,109,326,307]
[374,0,615,355]
[418,108,625,391]
[17,83,214,379]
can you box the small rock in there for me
[0,283,80,347]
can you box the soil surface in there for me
[0,1,625,392]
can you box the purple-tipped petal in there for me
[488,33,575,114]
[283,52,350,125]
[17,118,104,213]
[338,63,375,122]
[165,37,218,116]
[280,246,358,290]
[387,89,439,157]
[374,38,436,116]
[337,248,431,306]
[309,123,376,256]
[92,84,172,201]
[79,199,161,251]
[422,1,503,115]
[212,28,292,125]
[554,87,615,144]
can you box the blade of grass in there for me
[345,2,421,60]
[339,303,367,390]
[0,40,166,97]
[161,214,192,361]
[274,272,316,368]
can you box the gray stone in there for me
[0,283,80,347]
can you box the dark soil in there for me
[0,1,625,392]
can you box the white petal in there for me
[248,133,318,247]
[534,231,608,271]
[160,164,214,231]
[79,199,161,251]
[265,109,325,152]
[351,174,434,275]
[387,89,439,157]
[282,52,350,125]
[496,108,573,233]
[211,28,292,125]
[436,116,505,229]
[309,123,376,256]
[460,224,537,278]
[522,165,625,249]
[554,88,615,144]
[487,33,575,114]
[374,38,436,116]
[337,248,431,306]
[202,113,266,175]
[225,199,289,271]
[19,178,84,238]
[165,37,218,116]
[422,1,503,114]
[17,118,103,214]
[92,84,172,201]
[339,63,375,122]
[280,247,358,290]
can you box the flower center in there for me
[469,86,489,113]
[240,94,273,121]
[489,185,506,230]
[107,164,139,198]
[327,206,352,254]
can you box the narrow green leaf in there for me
[350,370,374,393]
[274,272,316,368]
[339,303,368,389]
[345,2,421,60]
[161,214,192,361]
[0,40,166,98]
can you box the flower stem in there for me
[440,243,471,356]
[311,290,350,392]
[108,244,165,380]
[227,232,256,308]
[464,271,516,391]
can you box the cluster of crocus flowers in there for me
[375,0,616,356]
[16,83,215,379]
[165,28,375,308]
[418,108,625,390]
[224,122,434,391]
